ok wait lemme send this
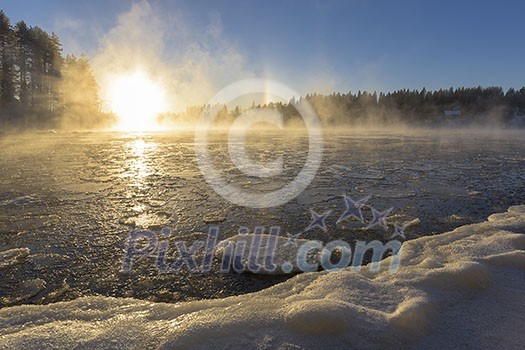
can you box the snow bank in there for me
[1,206,524,349]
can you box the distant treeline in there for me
[0,10,114,131]
[160,86,525,128]
[303,87,525,126]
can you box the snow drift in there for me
[0,205,524,349]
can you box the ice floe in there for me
[0,248,30,269]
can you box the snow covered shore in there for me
[1,205,524,349]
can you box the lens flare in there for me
[108,71,167,131]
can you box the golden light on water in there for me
[123,138,157,189]
[108,71,167,131]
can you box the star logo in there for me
[305,209,332,232]
[283,232,302,247]
[391,224,407,239]
[365,207,393,231]
[337,195,370,224]
[390,219,418,239]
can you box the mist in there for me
[91,1,255,115]
[1,2,524,133]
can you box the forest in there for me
[1,9,524,131]
[0,10,113,131]
[161,86,525,129]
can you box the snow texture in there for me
[0,205,524,349]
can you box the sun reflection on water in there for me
[123,137,157,188]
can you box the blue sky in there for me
[1,0,524,97]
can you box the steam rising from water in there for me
[92,1,254,115]
[8,0,516,133]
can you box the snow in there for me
[0,205,524,349]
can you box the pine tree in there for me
[0,10,16,107]
[15,21,32,106]
[60,54,102,128]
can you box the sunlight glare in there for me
[108,72,167,131]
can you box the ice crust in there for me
[0,248,30,269]
[0,205,524,349]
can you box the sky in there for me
[1,0,524,106]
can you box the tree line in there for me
[302,86,525,126]
[2,9,524,131]
[0,10,113,131]
[161,86,525,128]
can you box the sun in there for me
[108,71,167,131]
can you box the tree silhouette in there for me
[0,10,16,108]
[0,10,108,129]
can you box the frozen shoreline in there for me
[0,205,524,349]
[2,132,524,304]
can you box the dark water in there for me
[0,130,524,306]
